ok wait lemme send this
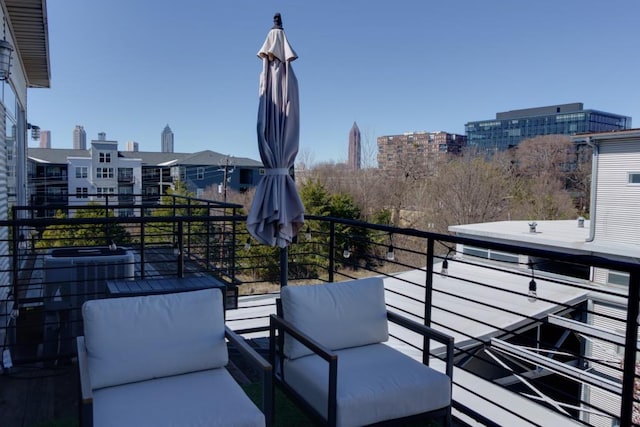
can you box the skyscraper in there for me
[39,130,51,148]
[73,125,87,150]
[348,122,361,170]
[161,125,174,153]
[126,141,139,152]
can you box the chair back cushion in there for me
[82,288,228,389]
[281,277,389,360]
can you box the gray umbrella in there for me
[247,13,305,249]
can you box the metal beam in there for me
[491,338,622,394]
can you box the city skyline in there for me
[27,1,640,164]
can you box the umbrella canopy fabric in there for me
[247,14,305,248]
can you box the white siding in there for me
[583,300,629,426]
[595,140,640,245]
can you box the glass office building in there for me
[465,103,632,151]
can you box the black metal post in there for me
[177,220,184,278]
[423,238,435,366]
[328,221,335,283]
[231,208,237,283]
[187,199,191,256]
[140,208,146,279]
[280,247,288,287]
[11,208,19,306]
[205,204,211,272]
[620,268,640,427]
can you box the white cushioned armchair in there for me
[269,277,454,427]
[77,288,272,427]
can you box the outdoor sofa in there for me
[269,277,454,427]
[77,288,271,427]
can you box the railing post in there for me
[205,204,211,272]
[177,220,184,278]
[11,208,19,308]
[328,221,335,283]
[620,268,640,427]
[140,208,146,279]
[187,199,191,257]
[423,237,435,366]
[231,208,237,283]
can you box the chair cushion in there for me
[93,368,265,427]
[283,343,451,427]
[83,288,228,389]
[281,278,389,360]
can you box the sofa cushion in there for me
[83,288,227,389]
[93,368,265,427]
[281,277,388,360]
[284,343,451,427]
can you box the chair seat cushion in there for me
[283,343,451,427]
[93,368,265,427]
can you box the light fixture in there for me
[441,258,449,278]
[304,225,311,241]
[244,237,251,251]
[528,262,537,302]
[441,249,453,278]
[18,233,28,250]
[0,19,13,81]
[342,242,351,259]
[386,244,395,261]
[27,123,40,140]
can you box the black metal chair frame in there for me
[269,301,454,427]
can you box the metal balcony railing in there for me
[1,199,638,426]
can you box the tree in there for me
[511,136,579,219]
[37,204,131,248]
[427,153,514,230]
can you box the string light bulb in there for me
[304,225,311,241]
[386,244,395,261]
[244,237,251,251]
[441,258,449,278]
[342,242,351,259]
[528,262,537,302]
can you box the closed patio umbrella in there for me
[247,13,305,251]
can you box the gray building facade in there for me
[465,103,631,152]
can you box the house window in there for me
[197,167,205,180]
[628,173,640,185]
[96,168,114,179]
[76,166,88,178]
[608,270,629,286]
[99,152,111,163]
[240,169,252,185]
[96,187,115,198]
[76,187,88,199]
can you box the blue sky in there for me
[28,0,640,164]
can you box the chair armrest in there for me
[76,336,93,427]
[387,310,455,379]
[225,326,273,427]
[269,314,337,363]
[269,314,338,426]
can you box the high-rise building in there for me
[39,130,51,148]
[73,125,87,149]
[126,141,139,152]
[465,103,632,152]
[377,131,467,173]
[161,125,174,153]
[348,122,361,170]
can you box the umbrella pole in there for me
[280,247,288,287]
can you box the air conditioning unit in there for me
[43,247,135,360]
